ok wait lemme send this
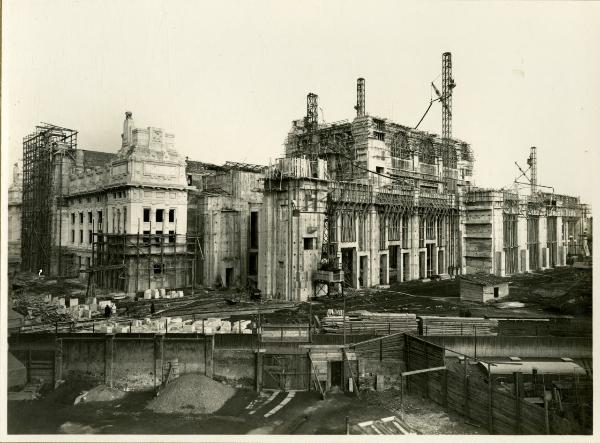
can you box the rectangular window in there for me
[143,208,150,222]
[426,216,435,240]
[168,209,175,223]
[71,213,75,225]
[88,230,93,244]
[379,214,386,250]
[71,230,75,243]
[250,211,259,249]
[303,237,315,250]
[86,257,91,268]
[88,211,92,224]
[123,207,127,233]
[79,212,83,224]
[98,210,103,226]
[153,263,164,274]
[78,256,82,269]
[374,131,385,141]
[156,209,164,223]
[143,230,150,244]
[155,230,162,245]
[79,229,83,243]
[388,214,401,241]
[373,118,385,131]
[341,212,356,243]
[169,230,175,243]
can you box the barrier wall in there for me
[404,334,591,434]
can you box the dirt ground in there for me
[9,266,592,335]
[7,380,476,435]
[362,388,486,435]
[268,266,592,326]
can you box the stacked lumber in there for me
[418,316,499,336]
[321,311,418,335]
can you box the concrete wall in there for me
[9,334,258,391]
[192,169,264,289]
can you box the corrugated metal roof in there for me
[479,360,587,375]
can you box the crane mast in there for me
[441,52,455,141]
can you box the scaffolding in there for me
[87,231,203,295]
[21,123,78,274]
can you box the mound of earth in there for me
[146,374,235,414]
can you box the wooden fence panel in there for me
[403,334,586,435]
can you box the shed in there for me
[459,274,509,303]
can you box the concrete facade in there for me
[61,112,192,292]
[8,163,23,276]
[12,94,591,299]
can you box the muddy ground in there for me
[268,266,592,327]
[8,380,476,435]
[10,266,592,333]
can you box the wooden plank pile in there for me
[418,316,499,336]
[321,311,418,335]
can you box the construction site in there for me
[7,52,593,436]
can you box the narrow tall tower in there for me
[529,146,537,194]
[355,78,365,117]
[305,93,319,160]
[441,52,455,141]
[305,93,319,129]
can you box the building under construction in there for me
[17,53,591,300]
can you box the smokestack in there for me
[529,146,537,194]
[355,78,365,117]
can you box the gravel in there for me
[146,374,235,415]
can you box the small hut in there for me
[459,274,509,303]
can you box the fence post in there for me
[543,390,550,434]
[488,362,493,433]
[441,367,448,407]
[464,357,470,419]
[513,372,521,433]
[425,344,429,399]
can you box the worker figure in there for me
[104,305,112,318]
[38,269,43,277]
[150,302,155,315]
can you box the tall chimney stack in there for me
[356,78,365,117]
[529,146,537,194]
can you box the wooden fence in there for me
[404,334,587,434]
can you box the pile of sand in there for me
[146,374,235,414]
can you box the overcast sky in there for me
[4,1,599,203]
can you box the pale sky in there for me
[3,1,600,204]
